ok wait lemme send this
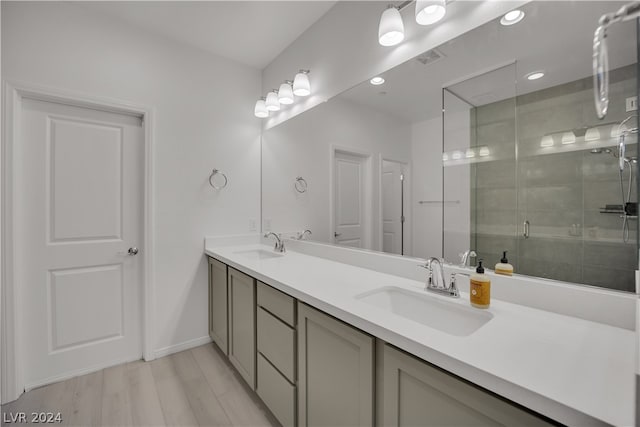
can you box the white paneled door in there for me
[17,98,144,388]
[334,151,367,248]
[382,160,405,255]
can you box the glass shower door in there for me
[443,64,517,268]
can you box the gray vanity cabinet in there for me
[256,282,297,427]
[298,303,374,427]
[377,343,551,427]
[227,267,256,389]
[208,257,228,354]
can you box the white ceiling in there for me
[79,1,337,69]
[339,1,637,123]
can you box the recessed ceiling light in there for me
[370,76,385,85]
[500,10,525,26]
[526,71,545,81]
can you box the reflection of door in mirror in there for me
[382,160,408,255]
[333,150,370,248]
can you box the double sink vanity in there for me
[204,235,637,427]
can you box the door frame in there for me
[1,81,156,403]
[378,156,411,256]
[329,145,373,249]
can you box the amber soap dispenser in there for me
[470,260,491,309]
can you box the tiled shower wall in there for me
[471,65,637,292]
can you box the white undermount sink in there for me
[356,286,493,337]
[233,249,284,260]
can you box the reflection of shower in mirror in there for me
[591,115,639,242]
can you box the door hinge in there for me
[401,215,405,223]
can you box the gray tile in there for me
[517,237,583,266]
[518,152,582,186]
[582,265,635,292]
[517,257,583,284]
[519,183,582,212]
[583,241,637,270]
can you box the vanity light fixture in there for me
[415,0,446,25]
[293,70,311,97]
[451,150,463,160]
[442,152,449,161]
[254,97,269,118]
[540,135,555,147]
[465,148,475,158]
[265,90,281,111]
[278,81,295,105]
[370,76,385,85]
[561,131,576,145]
[526,71,545,81]
[478,146,490,157]
[586,123,620,141]
[585,127,601,142]
[378,5,405,46]
[500,9,525,26]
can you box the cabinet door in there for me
[298,303,374,427]
[208,257,228,354]
[228,267,256,389]
[379,343,551,427]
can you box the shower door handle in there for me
[523,220,530,239]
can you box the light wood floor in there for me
[1,344,279,427]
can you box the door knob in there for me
[127,247,139,256]
[334,232,342,237]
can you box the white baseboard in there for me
[154,335,212,359]
[24,355,141,392]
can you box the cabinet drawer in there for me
[257,281,295,326]
[257,307,295,382]
[257,353,296,427]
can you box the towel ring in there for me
[209,169,228,190]
[294,176,308,193]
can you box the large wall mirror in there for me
[261,1,638,293]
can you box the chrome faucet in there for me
[447,273,468,298]
[459,249,477,267]
[264,232,286,253]
[296,229,312,240]
[419,257,460,298]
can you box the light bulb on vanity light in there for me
[265,90,281,111]
[278,80,294,105]
[415,0,446,25]
[293,70,311,97]
[378,5,404,46]
[561,131,576,145]
[254,97,268,118]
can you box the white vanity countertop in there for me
[205,243,636,426]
